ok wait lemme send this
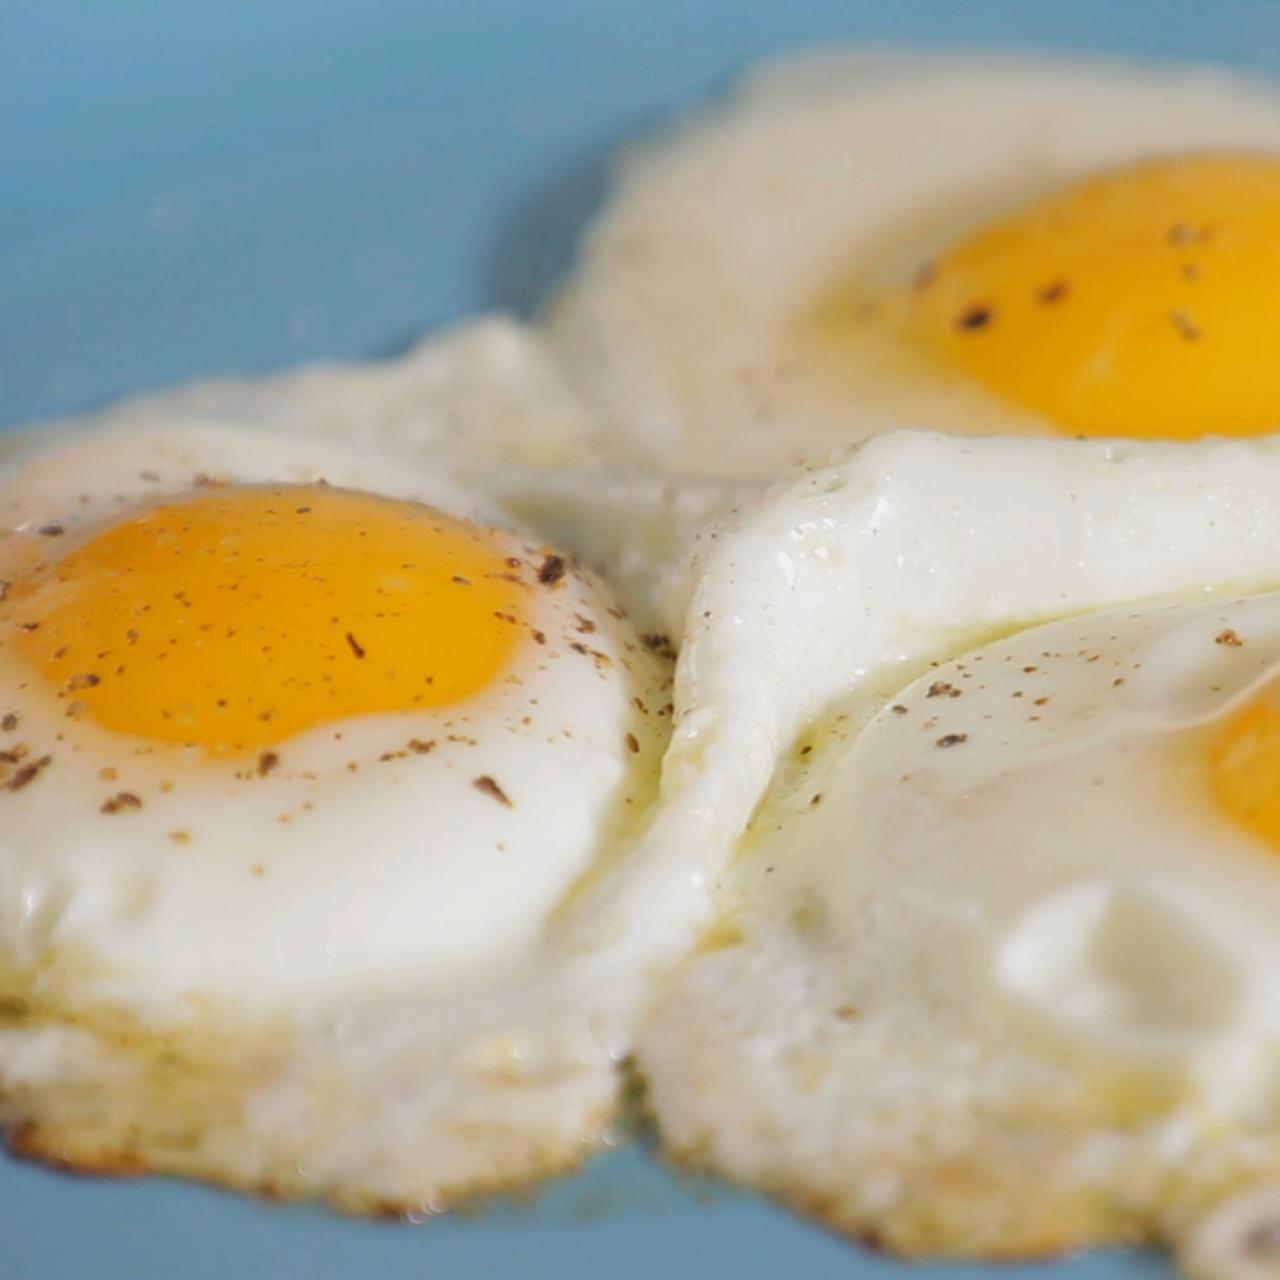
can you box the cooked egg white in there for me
[6,316,602,478]
[550,50,1280,479]
[626,431,1280,1270]
[5,314,733,631]
[0,421,683,1213]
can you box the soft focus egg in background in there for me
[0,421,681,1212]
[550,51,1280,479]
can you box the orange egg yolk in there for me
[1207,686,1280,851]
[912,153,1280,439]
[0,485,530,753]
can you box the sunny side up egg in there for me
[631,431,1280,1277]
[549,50,1280,480]
[0,421,679,1214]
[8,315,739,635]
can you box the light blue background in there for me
[3,2,1276,1275]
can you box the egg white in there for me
[6,314,735,632]
[619,429,1280,1268]
[0,421,687,1213]
[549,49,1280,480]
[642,593,1280,1264]
[4,316,602,479]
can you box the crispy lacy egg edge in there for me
[0,1001,620,1217]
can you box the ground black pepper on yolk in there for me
[805,152,1280,440]
[909,152,1280,439]
[0,485,534,753]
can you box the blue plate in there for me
[2,3,1273,1276]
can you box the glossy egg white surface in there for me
[634,430,1280,1272]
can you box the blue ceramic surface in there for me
[4,3,1276,1275]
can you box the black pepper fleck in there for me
[5,755,50,792]
[100,791,142,814]
[1035,279,1069,305]
[641,633,676,661]
[472,775,512,807]
[537,554,567,586]
[955,304,992,331]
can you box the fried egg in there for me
[630,431,1280,1272]
[7,315,733,632]
[0,420,681,1213]
[550,50,1280,479]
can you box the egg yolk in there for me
[0,485,530,752]
[912,153,1280,439]
[1207,686,1280,851]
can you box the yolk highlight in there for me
[913,153,1280,439]
[1207,687,1280,852]
[1,485,530,752]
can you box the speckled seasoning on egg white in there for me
[0,421,687,1214]
[627,429,1280,1273]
